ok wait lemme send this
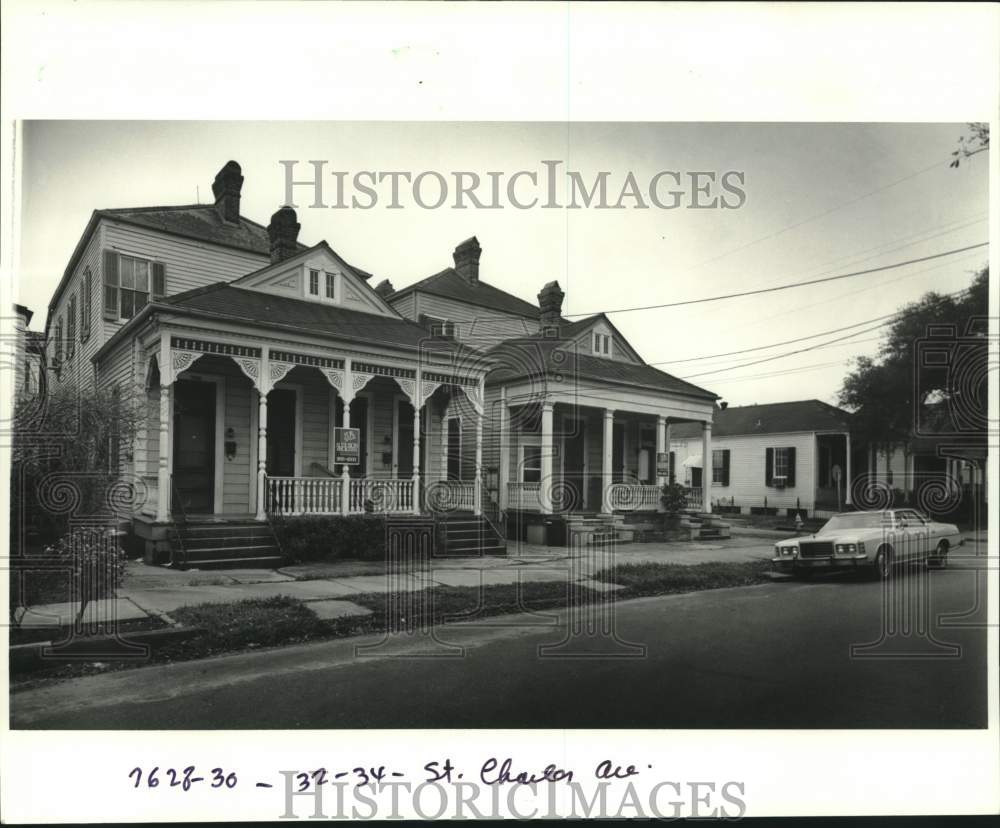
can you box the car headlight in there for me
[835,543,856,554]
[786,545,798,557]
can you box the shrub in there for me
[660,482,688,517]
[271,515,387,562]
[10,527,127,625]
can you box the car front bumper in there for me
[772,555,870,573]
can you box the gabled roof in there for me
[389,268,541,319]
[671,399,853,438]
[553,312,645,364]
[158,283,469,352]
[486,338,717,401]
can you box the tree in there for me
[839,266,989,457]
[949,123,989,168]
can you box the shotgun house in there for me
[44,162,491,563]
[385,241,720,545]
[669,399,859,518]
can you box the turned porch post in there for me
[498,386,510,510]
[701,421,712,514]
[655,414,667,488]
[602,408,615,514]
[255,391,268,520]
[412,404,421,514]
[540,401,554,514]
[474,397,484,516]
[156,383,171,522]
[341,398,353,515]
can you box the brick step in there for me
[173,534,276,550]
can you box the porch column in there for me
[498,387,510,510]
[440,400,450,480]
[655,414,667,487]
[255,391,268,521]
[602,408,615,514]
[474,402,484,516]
[341,398,352,515]
[844,432,852,506]
[701,421,712,514]
[412,405,421,514]
[156,383,171,522]
[665,422,673,483]
[540,401,554,514]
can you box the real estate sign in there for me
[656,452,671,476]
[334,427,361,465]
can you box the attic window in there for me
[309,269,320,296]
[593,332,611,356]
[424,315,455,338]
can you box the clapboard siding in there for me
[398,292,538,351]
[102,220,267,339]
[223,370,254,512]
[670,431,818,511]
[48,224,105,393]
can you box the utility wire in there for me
[563,242,988,317]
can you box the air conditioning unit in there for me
[773,475,787,489]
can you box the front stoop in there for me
[679,511,732,541]
[168,518,283,569]
[437,512,507,556]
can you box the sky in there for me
[17,121,989,408]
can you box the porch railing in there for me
[427,480,476,512]
[507,481,542,510]
[684,486,704,511]
[348,478,415,514]
[608,483,662,511]
[268,476,342,515]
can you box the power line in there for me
[649,286,970,366]
[563,242,988,317]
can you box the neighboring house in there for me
[41,159,721,557]
[669,400,859,517]
[10,304,46,399]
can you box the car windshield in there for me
[820,513,886,532]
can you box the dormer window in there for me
[325,271,336,299]
[593,332,612,357]
[306,267,338,302]
[423,315,455,338]
[309,269,320,296]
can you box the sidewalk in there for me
[17,536,777,630]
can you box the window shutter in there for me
[151,262,166,299]
[786,447,796,486]
[722,449,731,486]
[669,451,675,483]
[103,250,119,319]
[765,447,774,486]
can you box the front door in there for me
[561,417,586,511]
[266,388,297,476]
[172,379,216,514]
[397,399,415,477]
[349,395,369,478]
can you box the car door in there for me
[903,509,931,559]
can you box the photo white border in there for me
[1,1,997,820]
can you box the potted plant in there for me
[660,481,688,532]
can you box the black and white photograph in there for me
[1,1,997,822]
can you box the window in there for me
[81,268,92,339]
[593,332,611,356]
[521,445,542,483]
[325,271,336,299]
[427,317,455,338]
[712,448,730,486]
[765,446,796,487]
[53,317,64,376]
[309,269,320,295]
[103,251,164,321]
[66,295,77,359]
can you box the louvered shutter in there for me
[722,449,731,486]
[103,250,119,319]
[669,451,675,483]
[765,447,774,486]
[151,262,166,299]
[786,447,796,486]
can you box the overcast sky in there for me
[18,121,989,407]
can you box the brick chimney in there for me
[374,278,395,299]
[267,206,300,263]
[537,281,564,334]
[212,161,244,224]
[453,237,481,285]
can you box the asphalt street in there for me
[11,556,989,730]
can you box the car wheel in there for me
[872,548,891,581]
[927,541,948,570]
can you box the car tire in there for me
[872,548,891,581]
[927,541,948,570]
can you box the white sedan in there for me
[772,509,964,580]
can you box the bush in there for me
[660,482,688,517]
[271,515,387,562]
[10,527,127,624]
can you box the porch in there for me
[134,332,489,525]
[497,396,714,517]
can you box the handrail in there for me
[169,475,189,567]
[309,461,338,478]
[480,480,505,540]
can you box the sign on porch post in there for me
[334,427,361,466]
[656,452,671,477]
